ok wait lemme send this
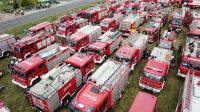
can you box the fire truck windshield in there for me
[100,22,109,27]
[159,41,172,49]
[68,105,83,112]
[88,48,101,54]
[12,67,26,78]
[119,23,131,30]
[68,39,76,47]
[58,26,67,31]
[182,61,200,71]
[82,12,91,19]
[152,17,162,22]
[144,31,154,36]
[116,55,131,64]
[143,72,162,81]
[172,18,182,25]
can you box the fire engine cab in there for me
[144,22,161,42]
[188,19,200,37]
[77,5,109,23]
[169,12,183,33]
[56,17,88,38]
[68,59,130,112]
[55,15,74,25]
[11,44,70,88]
[67,25,102,53]
[139,47,173,93]
[10,31,56,61]
[129,91,157,112]
[119,13,141,37]
[176,70,200,112]
[27,53,95,112]
[115,32,149,71]
[178,38,200,77]
[27,21,55,37]
[159,30,176,50]
[100,13,124,32]
[87,30,122,63]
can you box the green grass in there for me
[0,3,13,12]
[0,4,188,112]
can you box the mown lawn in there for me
[0,4,188,112]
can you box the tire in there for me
[3,51,10,57]
[62,95,70,107]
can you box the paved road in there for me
[0,0,96,32]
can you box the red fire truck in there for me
[27,21,55,36]
[10,31,56,61]
[128,91,157,112]
[185,0,200,8]
[55,15,74,25]
[0,101,10,112]
[27,53,95,112]
[139,47,173,93]
[169,12,183,33]
[119,13,141,37]
[151,12,167,27]
[188,19,200,37]
[159,30,176,50]
[68,59,130,112]
[77,4,109,23]
[56,17,88,38]
[178,37,200,77]
[100,13,124,32]
[148,3,161,17]
[115,32,149,71]
[0,34,16,58]
[176,70,200,112]
[182,6,193,24]
[144,22,161,42]
[87,30,122,63]
[11,44,70,88]
[67,25,102,53]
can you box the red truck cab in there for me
[77,5,108,23]
[178,37,200,77]
[139,47,173,93]
[188,19,200,37]
[129,91,157,112]
[87,30,122,63]
[67,25,102,53]
[100,14,123,32]
[148,3,161,17]
[56,17,88,38]
[159,30,176,50]
[144,22,161,42]
[27,21,55,36]
[11,44,70,88]
[169,12,183,33]
[115,33,149,70]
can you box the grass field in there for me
[0,4,188,112]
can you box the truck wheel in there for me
[3,51,10,57]
[62,95,70,107]
[24,54,31,59]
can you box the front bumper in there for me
[177,70,186,78]
[139,83,162,93]
[12,79,27,89]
